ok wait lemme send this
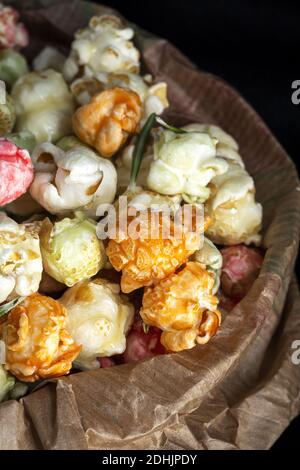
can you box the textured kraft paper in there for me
[1,0,300,450]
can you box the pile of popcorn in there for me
[0,7,263,403]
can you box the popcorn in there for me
[185,123,262,245]
[206,161,262,245]
[60,278,134,370]
[63,14,140,82]
[221,245,263,300]
[0,48,28,88]
[0,4,29,50]
[0,212,43,303]
[11,69,75,143]
[0,81,15,134]
[183,123,244,166]
[39,213,106,287]
[122,318,164,363]
[30,142,117,216]
[33,46,66,73]
[125,186,182,214]
[0,364,15,402]
[0,138,33,206]
[73,87,142,158]
[147,128,228,202]
[5,130,36,152]
[141,262,221,352]
[106,208,209,294]
[192,237,223,294]
[2,293,81,382]
[71,72,168,123]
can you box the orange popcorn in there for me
[72,86,142,158]
[2,293,81,382]
[106,209,207,294]
[140,262,221,352]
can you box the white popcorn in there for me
[206,161,262,245]
[11,69,75,143]
[147,128,228,202]
[30,142,117,216]
[33,47,66,73]
[0,212,43,303]
[60,279,134,370]
[183,123,244,166]
[185,123,263,245]
[63,15,140,82]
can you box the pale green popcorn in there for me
[0,364,15,403]
[0,49,28,89]
[192,237,222,294]
[56,134,87,152]
[0,81,15,134]
[147,129,228,201]
[11,69,75,143]
[0,212,43,303]
[39,212,106,287]
[0,339,28,402]
[5,130,36,152]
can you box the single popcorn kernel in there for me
[63,14,140,81]
[0,213,43,304]
[106,210,209,294]
[0,138,33,206]
[140,262,221,352]
[72,87,142,158]
[0,4,29,50]
[2,293,81,382]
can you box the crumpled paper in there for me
[1,0,300,450]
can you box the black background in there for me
[94,0,300,449]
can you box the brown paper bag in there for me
[1,0,300,450]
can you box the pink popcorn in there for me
[0,4,29,50]
[122,318,165,364]
[0,138,33,206]
[221,245,264,301]
[98,357,116,368]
